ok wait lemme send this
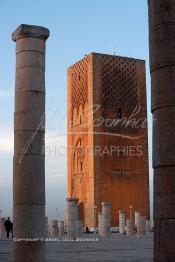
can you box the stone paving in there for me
[0,233,153,262]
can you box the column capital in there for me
[12,24,50,42]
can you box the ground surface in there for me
[0,233,153,262]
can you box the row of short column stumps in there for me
[118,210,151,237]
[98,205,151,238]
[45,199,151,240]
[0,200,151,240]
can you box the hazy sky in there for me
[0,0,152,221]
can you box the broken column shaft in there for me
[119,210,126,234]
[101,202,111,237]
[126,219,134,236]
[134,211,140,228]
[58,221,64,236]
[66,198,78,239]
[98,212,102,236]
[51,220,59,237]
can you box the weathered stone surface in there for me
[13,242,45,262]
[15,91,45,112]
[51,220,58,237]
[149,24,175,71]
[154,219,175,261]
[15,67,45,93]
[13,154,45,172]
[119,210,126,234]
[12,24,49,42]
[14,130,44,155]
[148,0,175,261]
[67,53,150,228]
[0,218,6,238]
[14,111,45,132]
[151,66,175,111]
[58,221,64,236]
[126,219,134,236]
[16,51,45,70]
[44,217,48,238]
[66,198,78,240]
[148,0,175,30]
[12,24,49,262]
[13,156,45,205]
[153,107,175,167]
[98,212,102,236]
[13,205,45,238]
[135,211,140,227]
[154,166,175,218]
[101,202,111,237]
[16,37,45,54]
[146,220,151,234]
[77,221,83,237]
[137,216,146,238]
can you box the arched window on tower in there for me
[80,161,83,171]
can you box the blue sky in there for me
[0,0,152,221]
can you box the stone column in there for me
[12,24,49,262]
[137,216,146,238]
[66,198,78,239]
[98,212,102,236]
[58,221,64,236]
[101,202,111,237]
[134,211,140,228]
[146,220,151,234]
[0,218,6,238]
[77,221,83,237]
[119,210,126,234]
[148,0,175,260]
[48,224,52,237]
[51,220,58,237]
[126,219,134,236]
[44,217,48,238]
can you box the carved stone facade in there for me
[67,53,150,227]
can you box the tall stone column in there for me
[66,198,78,239]
[148,1,175,260]
[119,210,126,234]
[12,24,49,262]
[101,202,111,237]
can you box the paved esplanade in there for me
[0,234,153,262]
[12,24,49,262]
[148,0,175,260]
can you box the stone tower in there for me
[67,53,150,227]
